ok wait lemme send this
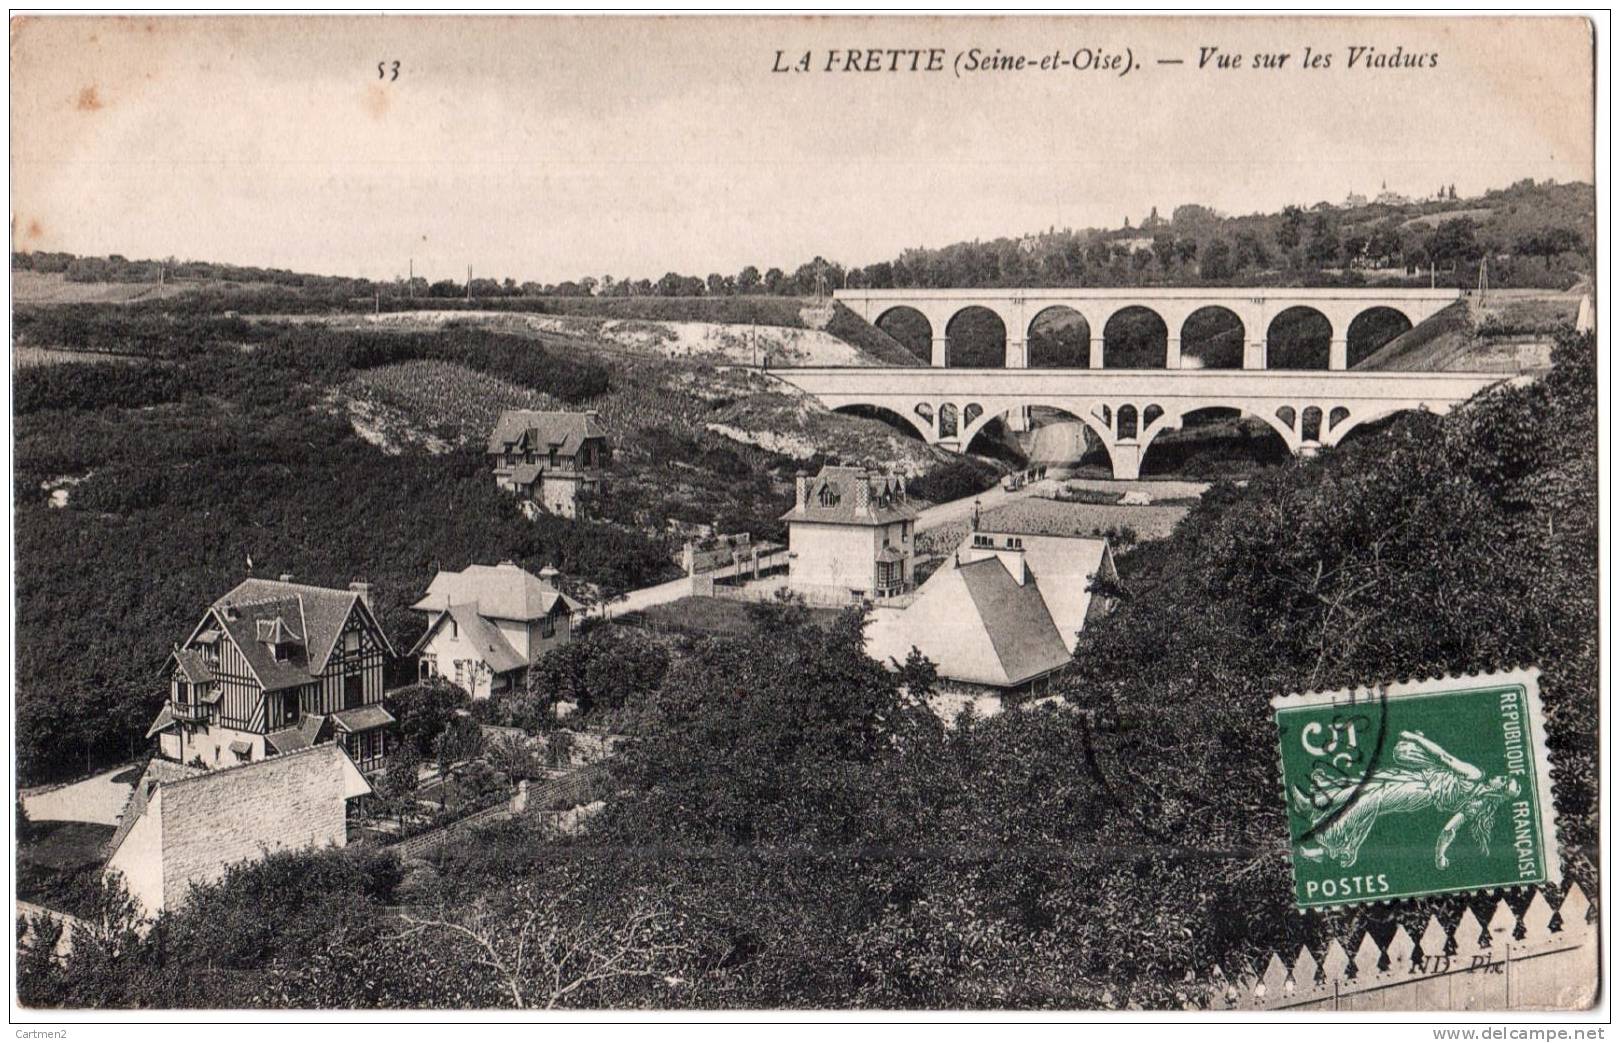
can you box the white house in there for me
[865,529,1118,692]
[408,561,584,699]
[780,465,919,605]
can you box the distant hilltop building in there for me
[147,576,397,774]
[1374,181,1410,206]
[487,410,610,519]
[865,528,1118,693]
[781,465,918,605]
[409,560,583,700]
[1342,191,1369,209]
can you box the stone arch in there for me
[1138,404,1298,477]
[944,306,1007,368]
[1102,306,1169,369]
[1178,305,1247,370]
[1328,406,1351,434]
[961,402,1119,475]
[1322,406,1433,448]
[873,306,933,365]
[1142,403,1165,430]
[938,401,960,439]
[1345,307,1415,368]
[1300,405,1325,443]
[1026,305,1091,368]
[963,402,984,428]
[1117,403,1140,440]
[831,403,935,443]
[914,401,935,425]
[1266,306,1334,370]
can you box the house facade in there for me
[487,410,610,519]
[409,561,584,700]
[103,744,371,918]
[781,466,918,605]
[865,529,1118,692]
[146,576,398,774]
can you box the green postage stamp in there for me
[1273,668,1560,910]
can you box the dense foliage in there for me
[13,332,675,784]
[19,324,1599,1003]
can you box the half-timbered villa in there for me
[145,576,398,773]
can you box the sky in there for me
[9,15,1597,284]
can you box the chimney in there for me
[278,572,294,583]
[348,581,373,612]
[794,473,809,507]
[538,564,560,589]
[854,476,871,512]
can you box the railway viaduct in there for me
[770,367,1510,481]
[833,286,1463,371]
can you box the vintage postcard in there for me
[8,12,1603,1023]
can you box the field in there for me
[915,492,1193,562]
[12,346,149,369]
[12,270,198,305]
[17,821,117,919]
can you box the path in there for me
[22,764,137,824]
[601,551,788,619]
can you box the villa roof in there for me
[171,649,215,685]
[865,531,1116,689]
[409,561,583,622]
[486,410,606,457]
[329,704,396,734]
[957,558,1072,685]
[780,466,919,526]
[955,531,1116,654]
[208,578,395,691]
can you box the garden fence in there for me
[1203,884,1597,1012]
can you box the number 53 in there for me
[378,60,400,81]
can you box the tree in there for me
[1425,217,1481,269]
[1304,213,1341,268]
[385,680,470,760]
[1151,235,1176,271]
[432,716,486,808]
[1199,239,1234,280]
[1275,205,1305,253]
[395,883,693,1008]
[375,744,421,831]
[1232,231,1271,270]
[736,265,761,293]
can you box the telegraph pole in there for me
[466,264,473,301]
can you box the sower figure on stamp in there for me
[1291,730,1522,870]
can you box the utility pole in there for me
[408,259,414,298]
[466,264,473,301]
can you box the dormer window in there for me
[818,486,839,507]
[343,630,360,654]
[549,448,559,467]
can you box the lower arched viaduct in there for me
[773,367,1510,480]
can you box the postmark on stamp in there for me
[1272,668,1559,910]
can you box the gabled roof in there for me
[105,759,207,858]
[103,745,372,873]
[864,550,1074,689]
[145,705,175,738]
[329,704,395,734]
[781,465,919,526]
[956,531,1115,654]
[486,410,606,456]
[411,603,530,674]
[207,579,396,691]
[409,562,584,622]
[170,649,214,685]
[957,558,1072,685]
[265,714,330,756]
